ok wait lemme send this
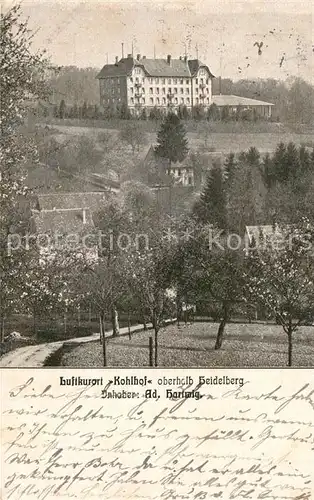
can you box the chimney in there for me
[167,54,171,65]
[136,53,141,61]
[142,55,146,59]
[115,56,118,65]
[127,53,132,58]
[184,55,187,63]
[82,209,86,224]
[179,56,182,60]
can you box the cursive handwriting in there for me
[1,371,313,500]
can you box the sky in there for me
[5,0,314,83]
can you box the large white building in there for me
[96,54,215,114]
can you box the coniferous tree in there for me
[221,106,230,121]
[192,105,204,121]
[58,99,66,119]
[227,151,266,233]
[207,103,220,121]
[245,147,260,167]
[272,142,287,183]
[285,142,300,183]
[81,100,88,119]
[155,113,189,168]
[119,102,131,120]
[194,162,227,229]
[310,149,314,170]
[149,106,162,121]
[72,103,78,119]
[140,108,147,120]
[181,105,190,120]
[299,145,311,175]
[262,153,273,188]
[224,152,237,187]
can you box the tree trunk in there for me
[287,327,293,367]
[99,315,103,344]
[64,308,67,336]
[111,306,120,337]
[143,317,147,331]
[215,306,229,350]
[0,313,5,343]
[154,327,159,367]
[89,304,92,323]
[153,315,159,367]
[33,308,37,339]
[128,310,131,340]
[101,313,107,367]
[191,306,195,324]
[176,299,181,326]
[149,336,153,367]
[77,305,81,328]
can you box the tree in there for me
[124,235,174,367]
[271,142,287,184]
[196,122,212,150]
[121,181,155,223]
[140,108,147,120]
[224,152,237,187]
[93,195,128,339]
[221,106,230,121]
[177,222,245,349]
[154,113,189,168]
[81,100,88,119]
[0,4,48,340]
[181,105,190,120]
[285,142,301,184]
[75,135,102,173]
[261,152,273,189]
[227,149,266,234]
[286,77,314,125]
[80,255,123,366]
[193,162,227,229]
[207,103,220,121]
[192,105,205,121]
[58,99,66,119]
[119,122,147,154]
[149,106,162,121]
[119,102,131,120]
[246,221,314,366]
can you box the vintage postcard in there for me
[0,0,313,497]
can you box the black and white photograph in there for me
[1,0,314,369]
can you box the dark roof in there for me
[97,57,214,79]
[188,59,215,78]
[140,58,191,77]
[32,208,94,235]
[96,57,134,78]
[37,192,108,212]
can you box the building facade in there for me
[96,54,215,115]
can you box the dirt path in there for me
[0,321,175,367]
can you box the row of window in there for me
[103,85,209,98]
[104,76,210,86]
[102,96,211,106]
[129,77,209,85]
[128,96,211,105]
[102,87,121,96]
[130,87,192,95]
